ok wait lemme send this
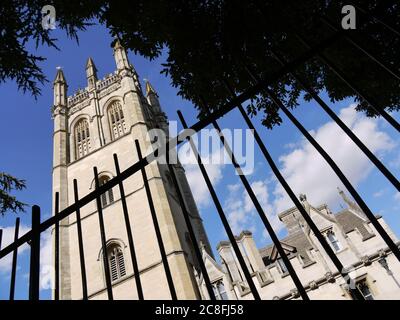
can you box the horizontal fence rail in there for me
[0,9,399,300]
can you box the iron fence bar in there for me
[0,31,344,261]
[236,103,365,300]
[177,110,261,300]
[93,167,114,300]
[220,77,364,299]
[113,153,144,300]
[73,179,88,300]
[295,33,400,133]
[255,83,400,263]
[322,16,400,81]
[54,192,60,300]
[29,205,41,300]
[166,159,216,300]
[271,51,400,192]
[135,139,177,300]
[9,217,20,300]
[210,118,309,300]
[354,4,400,37]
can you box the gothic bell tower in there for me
[51,40,211,299]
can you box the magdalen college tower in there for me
[51,39,211,299]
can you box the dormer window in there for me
[277,257,288,274]
[212,280,228,300]
[326,230,341,252]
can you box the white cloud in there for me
[389,152,400,169]
[180,142,226,208]
[0,223,30,274]
[179,104,395,246]
[0,222,53,291]
[373,190,385,198]
[39,230,53,290]
[224,180,283,238]
[272,104,396,213]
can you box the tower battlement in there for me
[67,88,90,107]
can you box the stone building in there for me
[51,39,399,301]
[51,39,212,299]
[197,191,400,300]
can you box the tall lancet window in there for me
[75,119,91,159]
[99,176,114,207]
[107,244,126,282]
[108,101,126,140]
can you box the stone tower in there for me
[51,40,211,299]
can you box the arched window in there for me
[99,176,114,207]
[75,119,91,159]
[108,101,126,140]
[107,244,126,282]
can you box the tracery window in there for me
[75,119,91,159]
[108,101,126,139]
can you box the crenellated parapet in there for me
[96,71,121,91]
[67,89,90,107]
[65,72,123,116]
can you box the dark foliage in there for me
[0,173,26,215]
[1,0,399,125]
[0,1,399,213]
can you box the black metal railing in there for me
[0,5,399,300]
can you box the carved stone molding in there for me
[361,255,372,266]
[98,82,121,99]
[309,281,318,290]
[290,289,300,298]
[51,105,67,118]
[378,249,387,258]
[68,99,91,116]
[325,271,335,283]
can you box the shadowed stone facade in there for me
[51,40,211,299]
[198,192,400,300]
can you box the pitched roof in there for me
[259,230,314,265]
[336,209,375,240]
[260,207,376,263]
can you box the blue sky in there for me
[0,22,399,300]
